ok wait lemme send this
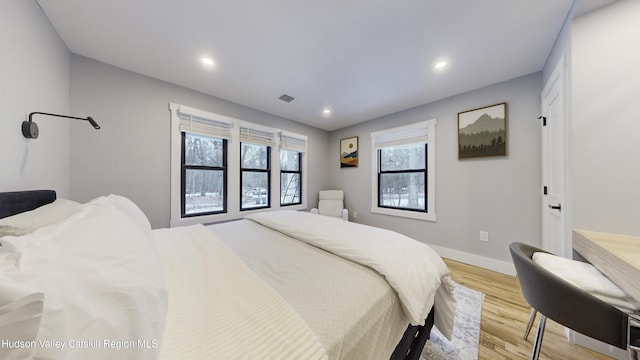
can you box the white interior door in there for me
[541,57,569,258]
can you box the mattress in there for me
[208,219,410,360]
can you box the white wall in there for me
[542,2,573,86]
[329,73,542,272]
[539,3,640,357]
[571,0,640,236]
[0,1,70,196]
[69,55,331,228]
[544,0,621,86]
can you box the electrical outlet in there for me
[480,231,489,242]
[353,211,358,219]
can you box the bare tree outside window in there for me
[241,143,270,209]
[183,132,226,215]
[280,149,301,205]
[378,143,426,211]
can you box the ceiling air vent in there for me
[278,94,295,103]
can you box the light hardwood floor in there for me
[443,258,613,360]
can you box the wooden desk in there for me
[573,229,640,302]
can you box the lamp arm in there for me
[28,112,101,129]
[23,112,101,139]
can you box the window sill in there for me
[170,203,306,227]
[370,206,436,222]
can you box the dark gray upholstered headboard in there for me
[0,190,56,219]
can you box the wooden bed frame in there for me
[0,189,435,360]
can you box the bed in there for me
[0,190,456,360]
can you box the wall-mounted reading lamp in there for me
[22,112,101,139]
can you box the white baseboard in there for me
[428,244,516,276]
[571,331,628,360]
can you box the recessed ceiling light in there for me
[434,60,447,69]
[201,57,214,65]
[322,108,332,116]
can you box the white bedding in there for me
[0,195,167,360]
[245,210,457,338]
[208,219,409,360]
[153,224,328,360]
[0,193,455,360]
[0,195,329,360]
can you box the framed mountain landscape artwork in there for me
[458,103,507,159]
[340,136,358,168]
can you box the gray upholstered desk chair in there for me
[310,190,348,221]
[509,242,640,360]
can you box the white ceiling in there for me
[37,0,610,131]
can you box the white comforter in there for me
[153,224,328,360]
[1,195,168,360]
[246,210,457,338]
[209,219,410,359]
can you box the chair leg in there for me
[531,315,547,360]
[524,308,537,340]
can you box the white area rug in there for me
[421,284,484,360]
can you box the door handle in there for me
[548,204,561,212]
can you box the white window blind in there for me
[280,131,307,153]
[240,123,277,147]
[177,106,233,139]
[372,121,429,149]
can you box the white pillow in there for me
[533,252,640,314]
[0,198,80,237]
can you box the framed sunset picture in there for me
[340,136,358,168]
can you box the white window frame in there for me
[370,119,437,221]
[239,121,277,211]
[170,103,307,227]
[280,130,307,206]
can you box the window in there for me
[280,149,301,205]
[241,142,270,209]
[280,131,307,206]
[182,132,226,216]
[239,124,276,211]
[378,143,426,211]
[170,103,234,226]
[371,119,436,221]
[170,103,308,226]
